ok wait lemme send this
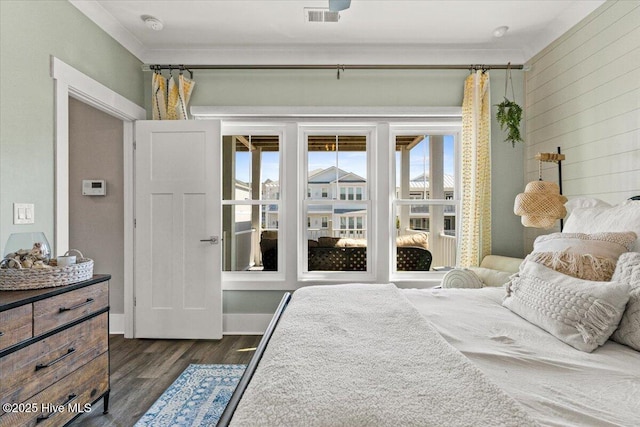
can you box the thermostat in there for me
[82,179,106,196]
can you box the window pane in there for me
[395,134,457,270]
[223,135,280,201]
[222,204,279,272]
[221,134,281,274]
[306,205,368,272]
[307,135,368,201]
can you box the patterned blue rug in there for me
[135,364,246,427]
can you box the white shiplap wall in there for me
[523,0,640,251]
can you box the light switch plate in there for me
[13,203,34,224]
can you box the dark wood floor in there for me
[69,334,261,427]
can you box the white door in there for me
[134,120,222,339]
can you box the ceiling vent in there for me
[304,8,340,23]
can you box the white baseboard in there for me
[223,313,272,335]
[109,313,125,334]
[109,313,271,336]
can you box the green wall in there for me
[0,1,144,253]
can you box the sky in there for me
[235,135,455,184]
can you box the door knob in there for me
[200,236,219,245]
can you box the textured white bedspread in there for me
[231,283,538,426]
[404,287,640,427]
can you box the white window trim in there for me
[298,125,377,282]
[197,110,462,291]
[389,125,462,282]
[220,124,287,283]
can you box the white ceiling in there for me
[69,0,606,65]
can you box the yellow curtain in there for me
[458,70,492,267]
[177,74,195,120]
[154,72,195,120]
[152,72,168,120]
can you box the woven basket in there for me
[0,250,93,291]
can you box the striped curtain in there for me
[152,72,168,120]
[458,70,492,267]
[152,72,195,120]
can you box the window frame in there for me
[195,111,462,291]
[220,124,287,283]
[389,126,461,281]
[298,125,376,282]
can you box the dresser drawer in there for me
[0,305,32,352]
[0,351,109,427]
[33,281,108,336]
[0,312,108,413]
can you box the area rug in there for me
[135,364,246,427]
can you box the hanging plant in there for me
[496,98,523,147]
[496,64,523,147]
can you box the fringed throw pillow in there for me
[526,251,616,282]
[525,231,637,281]
[503,262,629,352]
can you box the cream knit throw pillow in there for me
[504,262,630,352]
[611,252,640,351]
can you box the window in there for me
[222,133,281,272]
[394,133,458,271]
[304,132,370,273]
[210,115,460,289]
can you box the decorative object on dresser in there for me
[0,275,110,427]
[1,240,93,290]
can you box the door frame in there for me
[51,56,146,338]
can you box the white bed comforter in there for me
[404,286,640,427]
[230,283,538,427]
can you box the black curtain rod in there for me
[143,63,524,71]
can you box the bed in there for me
[217,198,640,427]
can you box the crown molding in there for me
[69,0,147,60]
[142,45,527,67]
[70,0,603,66]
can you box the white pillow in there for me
[564,197,611,215]
[503,262,630,352]
[611,252,640,351]
[563,200,640,251]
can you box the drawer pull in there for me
[36,394,77,423]
[35,347,76,371]
[59,298,94,313]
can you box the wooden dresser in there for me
[0,275,110,427]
